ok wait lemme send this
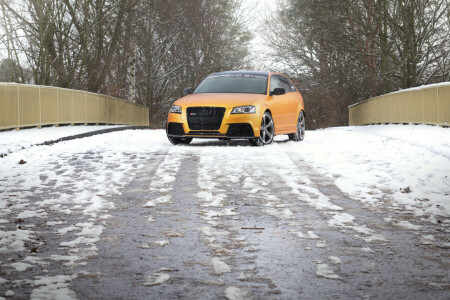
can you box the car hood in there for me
[173,93,266,108]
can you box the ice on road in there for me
[0,125,449,299]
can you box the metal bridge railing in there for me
[349,83,450,127]
[0,83,149,130]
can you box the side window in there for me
[279,76,296,92]
[269,75,283,92]
[270,75,296,93]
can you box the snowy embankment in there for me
[0,125,125,155]
[280,125,450,223]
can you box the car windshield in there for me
[193,74,268,94]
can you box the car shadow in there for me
[185,137,291,147]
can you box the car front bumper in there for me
[167,106,261,139]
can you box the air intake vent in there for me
[167,122,184,136]
[227,123,254,137]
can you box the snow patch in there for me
[328,213,355,227]
[359,247,374,253]
[316,263,340,280]
[47,221,65,226]
[201,226,230,237]
[17,210,47,219]
[143,195,172,208]
[5,290,14,297]
[201,209,237,221]
[289,230,304,238]
[0,229,32,253]
[225,286,252,300]
[419,235,435,245]
[31,275,77,300]
[153,240,170,247]
[165,230,184,237]
[10,262,33,272]
[316,241,327,248]
[211,257,231,275]
[395,220,422,230]
[328,213,387,243]
[57,226,77,235]
[83,196,114,217]
[50,255,83,267]
[307,231,319,239]
[328,256,342,264]
[143,273,170,286]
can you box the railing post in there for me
[38,86,42,128]
[436,86,440,125]
[409,91,412,124]
[422,89,425,124]
[84,92,88,125]
[96,94,99,125]
[16,84,19,130]
[71,90,75,126]
[56,89,59,127]
[106,96,109,124]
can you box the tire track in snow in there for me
[0,148,151,298]
[226,146,345,295]
[142,147,187,209]
[195,145,348,297]
[283,144,450,246]
[70,151,169,299]
[279,144,450,296]
[272,144,389,244]
[195,147,288,299]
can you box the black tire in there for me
[167,136,193,145]
[249,112,275,146]
[288,111,305,142]
[248,138,263,146]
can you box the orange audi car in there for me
[166,71,305,146]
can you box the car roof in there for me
[209,70,272,76]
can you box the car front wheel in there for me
[249,112,275,146]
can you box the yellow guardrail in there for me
[0,83,149,130]
[349,83,450,126]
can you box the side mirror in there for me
[183,87,194,95]
[270,88,285,96]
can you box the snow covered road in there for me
[0,125,449,299]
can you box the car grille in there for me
[187,107,226,130]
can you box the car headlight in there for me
[170,105,182,114]
[231,105,256,114]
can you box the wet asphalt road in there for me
[73,140,449,299]
[1,137,449,299]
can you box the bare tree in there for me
[0,0,251,125]
[132,0,251,124]
[266,0,450,128]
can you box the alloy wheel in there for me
[257,112,275,145]
[297,112,305,141]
